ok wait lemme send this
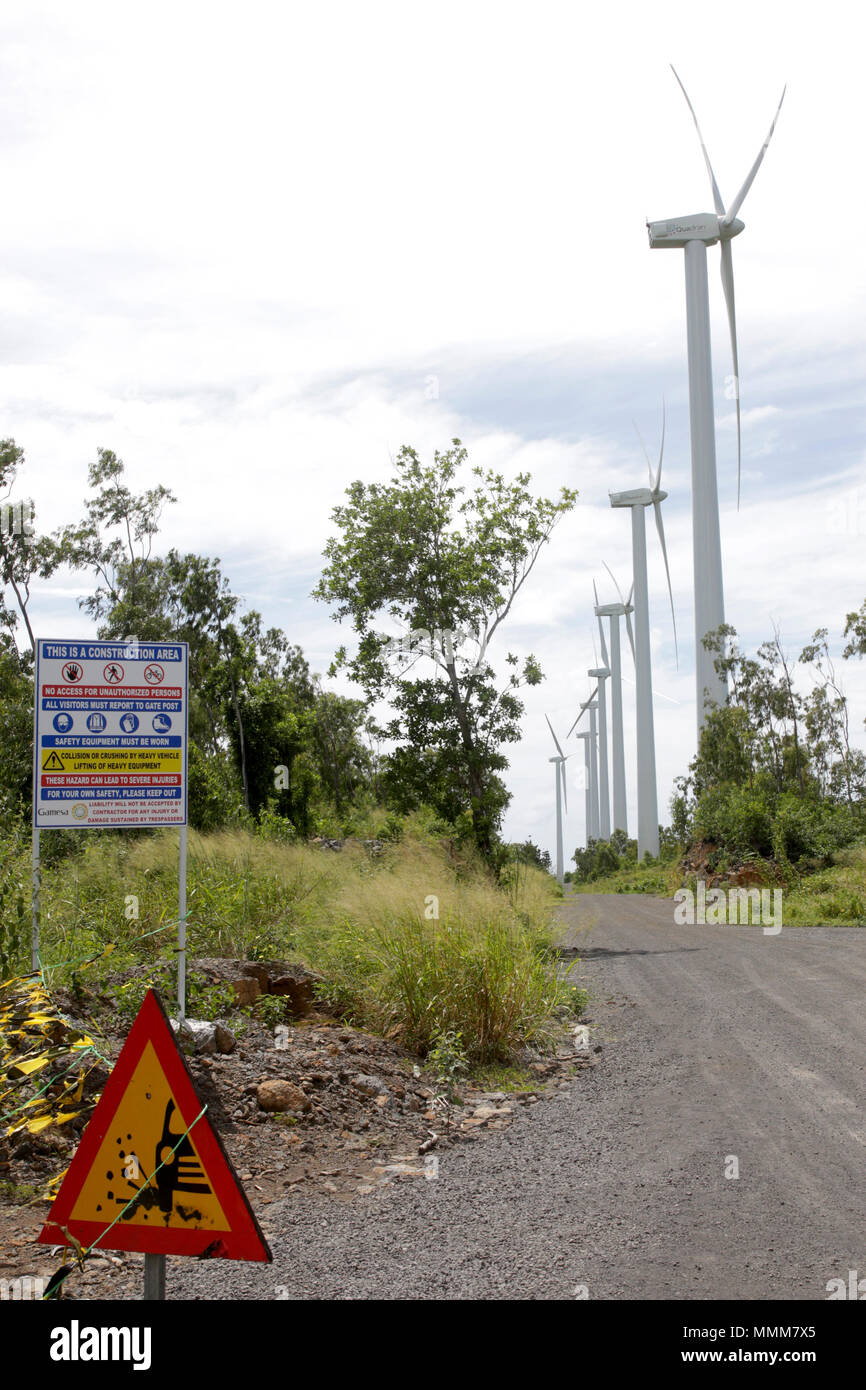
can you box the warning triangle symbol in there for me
[43,750,65,771]
[38,990,272,1262]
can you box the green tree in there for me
[314,440,577,864]
[48,448,176,640]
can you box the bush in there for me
[298,912,572,1062]
[693,783,775,858]
[772,794,860,864]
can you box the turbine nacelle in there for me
[646,214,744,249]
[595,601,632,617]
[588,666,609,679]
[609,486,668,509]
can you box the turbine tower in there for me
[545,716,569,885]
[587,660,611,841]
[595,570,635,836]
[648,67,785,729]
[609,413,677,860]
[574,730,593,851]
[568,687,600,841]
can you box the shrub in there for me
[693,783,775,858]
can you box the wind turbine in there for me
[648,66,785,728]
[588,639,611,841]
[595,569,635,837]
[609,410,677,860]
[568,690,600,841]
[545,715,569,885]
[574,730,594,851]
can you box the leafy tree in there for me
[314,440,577,864]
[48,448,176,640]
[800,627,863,806]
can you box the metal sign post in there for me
[31,826,40,973]
[32,638,190,1299]
[178,822,188,1019]
[143,1253,165,1300]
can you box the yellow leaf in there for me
[12,1056,51,1075]
[25,1114,55,1134]
[55,1110,81,1125]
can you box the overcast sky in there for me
[3,1,865,861]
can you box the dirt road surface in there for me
[169,894,866,1300]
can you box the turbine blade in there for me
[655,399,666,493]
[624,607,636,661]
[633,419,654,489]
[626,581,634,608]
[602,560,626,607]
[720,238,742,508]
[670,65,726,216]
[545,713,565,760]
[568,694,595,735]
[652,499,679,666]
[597,612,610,668]
[723,85,787,225]
[593,577,600,610]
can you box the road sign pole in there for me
[31,826,40,973]
[144,1252,165,1300]
[178,822,188,1019]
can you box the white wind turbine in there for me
[545,715,569,885]
[610,410,677,860]
[595,568,635,837]
[574,730,594,852]
[648,66,785,728]
[568,687,600,841]
[587,633,611,842]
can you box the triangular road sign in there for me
[39,990,271,1262]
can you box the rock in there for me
[172,1018,217,1054]
[232,977,261,1008]
[256,1080,312,1114]
[214,1023,236,1054]
[239,963,272,989]
[264,964,320,1017]
[351,1074,385,1098]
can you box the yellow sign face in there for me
[40,749,182,775]
[68,1041,230,1234]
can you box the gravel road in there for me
[169,895,866,1300]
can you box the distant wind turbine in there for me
[647,65,785,727]
[545,715,569,885]
[574,730,594,851]
[610,409,677,859]
[568,688,600,841]
[596,568,635,837]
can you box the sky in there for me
[2,0,865,861]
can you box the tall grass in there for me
[0,819,571,1059]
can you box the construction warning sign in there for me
[39,990,272,1262]
[33,638,188,828]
